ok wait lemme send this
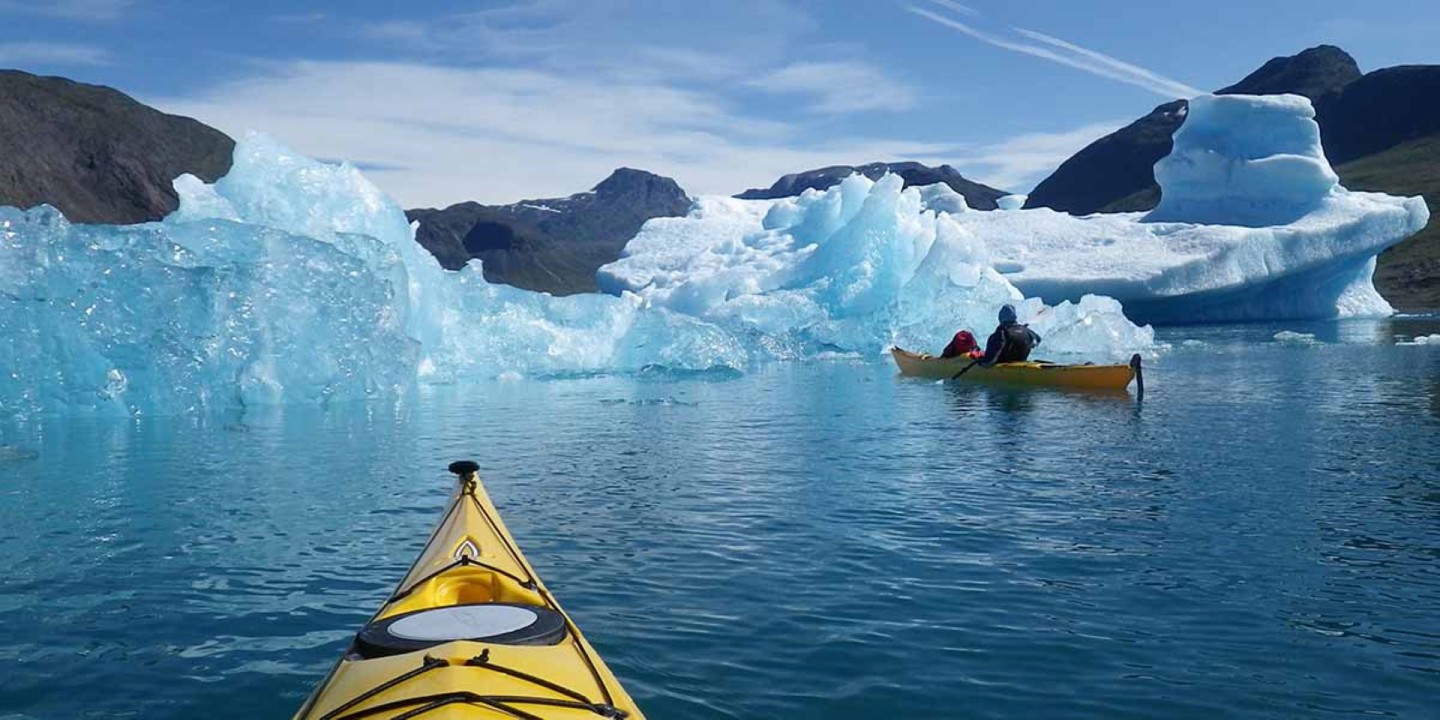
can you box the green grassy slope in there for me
[1334,134,1440,310]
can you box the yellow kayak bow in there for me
[294,461,645,720]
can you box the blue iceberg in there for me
[0,134,1150,415]
[2,92,1425,415]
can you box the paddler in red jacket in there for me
[940,329,984,359]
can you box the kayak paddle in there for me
[1130,353,1144,398]
[951,359,980,380]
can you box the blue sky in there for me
[4,0,1437,207]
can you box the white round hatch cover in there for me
[388,605,540,642]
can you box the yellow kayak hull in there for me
[890,347,1137,390]
[294,464,644,720]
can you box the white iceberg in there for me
[997,194,1027,211]
[608,94,1426,327]
[986,94,1428,323]
[1273,330,1320,344]
[600,172,1153,359]
[1398,333,1440,346]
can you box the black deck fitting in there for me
[448,460,480,476]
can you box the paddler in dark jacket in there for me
[979,304,1041,366]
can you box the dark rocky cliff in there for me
[0,69,234,223]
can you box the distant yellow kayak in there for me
[294,461,644,720]
[890,347,1140,391]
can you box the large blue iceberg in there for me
[0,134,1150,416]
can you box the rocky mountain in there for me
[1314,65,1440,164]
[1025,100,1189,216]
[407,168,692,295]
[1025,45,1361,215]
[1218,44,1365,99]
[736,161,1008,209]
[0,69,234,224]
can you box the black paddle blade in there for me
[951,360,979,380]
[1130,354,1144,398]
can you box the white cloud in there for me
[951,120,1127,192]
[907,5,1202,99]
[0,42,110,66]
[144,2,1121,209]
[628,47,752,84]
[1011,28,1202,98]
[353,1,808,84]
[748,61,917,114]
[0,0,130,21]
[152,60,960,208]
[930,0,980,17]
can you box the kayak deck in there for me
[890,347,1138,390]
[294,463,643,720]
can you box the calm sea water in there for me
[2,319,1439,719]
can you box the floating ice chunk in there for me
[1397,333,1440,346]
[915,183,971,214]
[1025,295,1159,357]
[1273,330,1319,344]
[997,194,1027,211]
